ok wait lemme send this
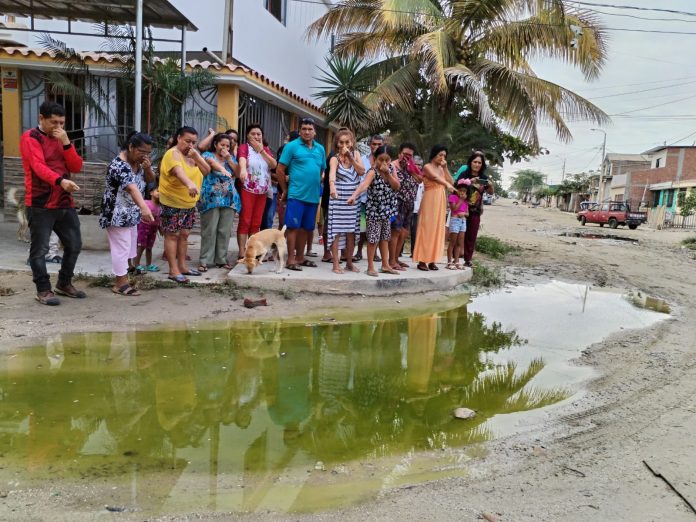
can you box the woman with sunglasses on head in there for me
[99,132,156,296]
[454,151,494,267]
[236,123,277,257]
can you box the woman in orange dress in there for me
[412,145,456,271]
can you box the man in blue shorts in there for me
[277,118,325,270]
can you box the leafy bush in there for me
[475,236,519,259]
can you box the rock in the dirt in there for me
[453,407,477,419]
[314,461,326,471]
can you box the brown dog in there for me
[236,225,287,274]
[6,188,29,242]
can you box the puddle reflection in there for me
[0,282,668,515]
[0,302,562,513]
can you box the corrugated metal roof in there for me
[0,0,197,31]
[0,47,323,113]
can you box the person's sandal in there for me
[428,263,439,271]
[417,262,429,271]
[446,262,456,270]
[112,284,140,296]
[54,283,87,298]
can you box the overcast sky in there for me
[509,1,696,186]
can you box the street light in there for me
[591,128,607,202]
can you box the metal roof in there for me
[0,0,198,31]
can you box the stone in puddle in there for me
[453,407,476,419]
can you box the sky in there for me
[506,1,696,186]
[11,1,696,188]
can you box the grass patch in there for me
[73,272,177,290]
[470,261,502,288]
[206,279,241,300]
[682,236,696,250]
[475,236,519,259]
[0,286,16,296]
[281,288,297,300]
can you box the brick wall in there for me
[2,156,107,221]
[626,148,696,206]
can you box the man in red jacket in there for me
[21,101,86,305]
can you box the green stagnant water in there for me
[0,282,668,516]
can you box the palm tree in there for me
[313,55,374,134]
[308,0,610,147]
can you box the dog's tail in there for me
[280,224,287,233]
[5,187,21,207]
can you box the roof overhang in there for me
[649,182,673,191]
[0,0,197,31]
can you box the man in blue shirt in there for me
[277,118,325,270]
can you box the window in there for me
[655,158,661,168]
[265,0,286,24]
[665,189,675,207]
[601,203,609,211]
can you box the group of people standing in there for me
[20,100,494,305]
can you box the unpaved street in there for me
[1,200,695,521]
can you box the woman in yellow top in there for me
[159,126,211,283]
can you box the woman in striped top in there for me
[326,129,365,274]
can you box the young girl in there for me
[447,178,471,269]
[347,145,400,277]
[135,187,162,272]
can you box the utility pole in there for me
[591,128,607,202]
[561,158,566,182]
[221,0,233,63]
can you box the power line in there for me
[583,7,696,23]
[588,79,696,100]
[294,0,696,34]
[571,1,696,18]
[610,94,696,116]
[580,75,696,92]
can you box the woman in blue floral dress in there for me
[199,133,240,271]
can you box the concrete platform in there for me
[0,218,471,295]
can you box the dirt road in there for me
[1,199,695,521]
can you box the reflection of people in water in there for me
[265,324,312,439]
[407,314,438,394]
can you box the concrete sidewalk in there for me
[0,217,471,296]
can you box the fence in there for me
[646,206,696,229]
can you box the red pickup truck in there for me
[577,202,647,229]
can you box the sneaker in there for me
[36,290,60,306]
[54,283,87,299]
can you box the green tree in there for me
[510,169,545,201]
[679,190,696,225]
[313,55,374,134]
[308,0,609,148]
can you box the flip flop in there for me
[398,261,410,268]
[216,263,234,270]
[112,284,140,296]
[145,264,160,272]
[300,260,317,268]
[183,268,202,276]
[168,274,190,284]
[417,262,429,271]
[321,257,334,263]
[198,264,209,273]
[286,264,303,271]
[305,251,319,257]
[380,267,399,275]
[366,270,378,277]
[332,267,344,274]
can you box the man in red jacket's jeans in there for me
[21,101,86,305]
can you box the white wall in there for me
[233,0,332,101]
[651,150,668,169]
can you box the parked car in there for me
[577,202,647,229]
[483,193,493,205]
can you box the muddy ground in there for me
[1,199,695,521]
